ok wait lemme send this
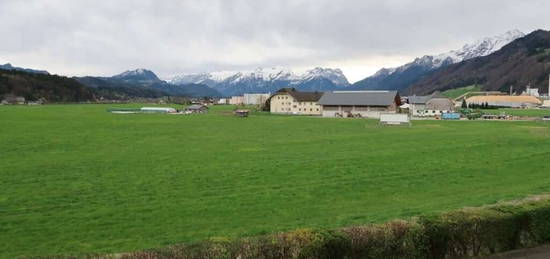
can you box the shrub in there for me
[120,196,550,259]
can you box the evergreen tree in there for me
[461,99,467,108]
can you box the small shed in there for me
[185,104,208,114]
[234,109,250,117]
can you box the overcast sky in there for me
[1,0,549,82]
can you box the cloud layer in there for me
[1,0,549,82]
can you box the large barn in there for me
[318,91,401,118]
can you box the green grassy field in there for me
[1,104,550,257]
[441,85,481,99]
[481,108,550,117]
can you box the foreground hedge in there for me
[122,196,550,259]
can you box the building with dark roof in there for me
[407,93,455,117]
[269,88,324,115]
[318,91,401,118]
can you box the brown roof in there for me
[274,88,324,102]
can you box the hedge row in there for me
[122,196,550,259]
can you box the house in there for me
[243,93,270,105]
[407,94,454,117]
[465,95,542,108]
[217,98,228,105]
[269,88,323,115]
[185,104,208,114]
[408,95,432,117]
[318,91,401,118]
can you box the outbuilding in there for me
[185,104,208,114]
[318,90,401,118]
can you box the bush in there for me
[121,196,550,259]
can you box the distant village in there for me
[4,83,550,121]
[215,83,550,120]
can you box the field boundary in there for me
[92,195,550,259]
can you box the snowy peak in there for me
[353,29,526,91]
[377,29,525,76]
[169,67,348,86]
[169,67,350,96]
[302,67,349,85]
[113,68,160,82]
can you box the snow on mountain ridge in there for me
[169,67,349,86]
[378,29,525,76]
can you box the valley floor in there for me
[1,104,549,257]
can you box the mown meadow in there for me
[1,104,550,257]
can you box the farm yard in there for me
[1,104,550,257]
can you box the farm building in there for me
[318,91,401,118]
[185,104,208,114]
[408,94,454,117]
[466,95,542,108]
[140,107,177,113]
[407,95,432,117]
[243,93,270,105]
[229,96,244,105]
[269,88,323,115]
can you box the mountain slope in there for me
[0,63,49,75]
[353,30,525,91]
[0,69,95,102]
[408,30,550,95]
[77,69,222,98]
[169,67,350,96]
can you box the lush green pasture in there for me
[1,104,550,257]
[441,85,481,99]
[482,108,550,117]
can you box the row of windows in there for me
[277,96,290,100]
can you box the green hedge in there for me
[122,196,550,259]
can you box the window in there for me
[293,105,297,108]
[432,111,436,113]
[316,108,319,111]
[310,108,313,111]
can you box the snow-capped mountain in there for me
[169,67,350,96]
[112,68,161,83]
[76,68,222,97]
[353,29,525,91]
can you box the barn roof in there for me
[318,91,399,106]
[186,104,208,110]
[408,95,432,104]
[273,88,324,102]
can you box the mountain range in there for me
[75,69,222,98]
[169,67,350,96]
[408,29,550,95]
[352,30,526,92]
[2,29,549,102]
[0,63,50,75]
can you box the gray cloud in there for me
[1,0,549,82]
